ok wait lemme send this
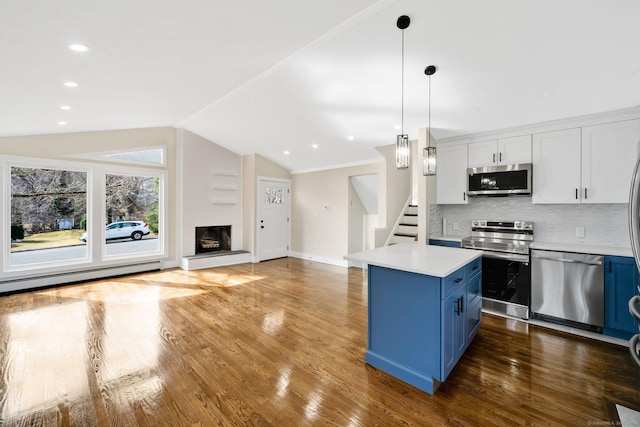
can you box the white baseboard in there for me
[288,251,349,268]
[162,260,180,269]
[0,261,162,294]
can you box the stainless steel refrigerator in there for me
[627,154,640,367]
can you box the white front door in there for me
[257,178,291,261]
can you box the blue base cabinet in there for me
[366,257,481,394]
[429,239,462,248]
[604,256,639,340]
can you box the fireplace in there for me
[195,225,231,255]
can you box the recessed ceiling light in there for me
[58,121,67,125]
[284,150,290,155]
[68,44,89,52]
[64,81,79,88]
[60,105,71,110]
[312,144,318,149]
[347,136,355,141]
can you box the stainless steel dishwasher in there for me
[531,249,604,332]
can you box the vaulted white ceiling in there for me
[2,0,639,172]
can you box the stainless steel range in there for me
[461,220,533,319]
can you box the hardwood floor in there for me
[0,258,638,426]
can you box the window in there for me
[3,156,166,276]
[10,166,88,266]
[264,186,285,204]
[104,173,160,257]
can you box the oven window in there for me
[482,257,530,306]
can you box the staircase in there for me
[387,204,419,245]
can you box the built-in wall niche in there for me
[210,170,239,204]
[195,225,231,254]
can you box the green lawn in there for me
[11,230,85,252]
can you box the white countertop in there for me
[344,243,483,278]
[530,241,633,257]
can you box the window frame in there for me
[1,155,167,279]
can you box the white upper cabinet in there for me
[499,135,532,165]
[468,135,531,168]
[532,119,640,204]
[532,128,582,204]
[581,120,640,203]
[436,144,468,204]
[467,140,497,168]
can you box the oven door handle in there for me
[479,251,529,263]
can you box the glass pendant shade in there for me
[396,134,410,169]
[423,146,437,176]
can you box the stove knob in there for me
[472,220,479,226]
[515,221,521,228]
[480,221,486,226]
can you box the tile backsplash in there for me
[430,196,630,248]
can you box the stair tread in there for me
[394,232,418,237]
[399,223,418,227]
[404,213,418,217]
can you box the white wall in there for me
[291,144,411,265]
[178,129,242,256]
[348,179,367,265]
[291,162,382,265]
[350,174,378,214]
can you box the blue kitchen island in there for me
[345,243,483,395]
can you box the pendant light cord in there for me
[427,72,430,148]
[424,65,437,148]
[401,29,405,135]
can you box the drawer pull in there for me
[453,278,463,284]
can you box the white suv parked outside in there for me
[80,221,150,242]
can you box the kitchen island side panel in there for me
[366,265,441,390]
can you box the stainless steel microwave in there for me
[467,163,532,196]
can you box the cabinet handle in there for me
[499,152,502,162]
[584,188,588,199]
[630,296,640,322]
[463,192,466,201]
[575,188,579,200]
[455,298,460,315]
[629,335,640,368]
[454,278,463,284]
[472,265,480,271]
[492,153,496,163]
[531,255,603,266]
[460,297,464,314]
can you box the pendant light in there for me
[423,65,437,176]
[395,15,410,169]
